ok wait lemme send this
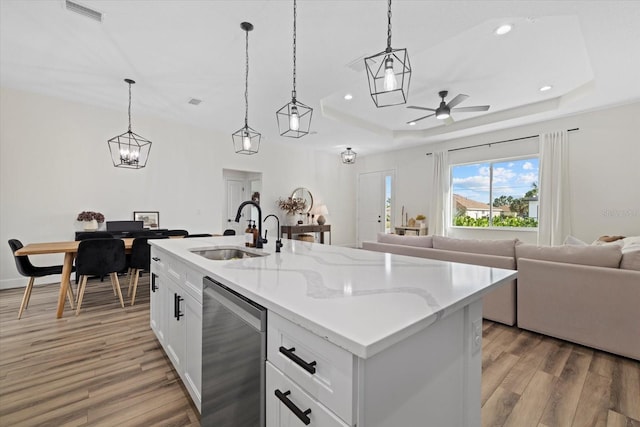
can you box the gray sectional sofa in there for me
[363,234,640,360]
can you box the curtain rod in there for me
[425,128,579,156]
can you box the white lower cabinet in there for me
[266,362,349,427]
[150,247,202,412]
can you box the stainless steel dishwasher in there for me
[202,276,267,427]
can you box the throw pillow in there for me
[563,235,588,246]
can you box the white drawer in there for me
[267,362,349,427]
[267,313,354,424]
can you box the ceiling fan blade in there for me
[443,116,455,126]
[407,113,435,124]
[407,106,436,111]
[446,94,469,109]
[453,105,490,112]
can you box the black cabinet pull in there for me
[174,293,184,320]
[275,389,311,425]
[151,274,157,292]
[152,257,160,262]
[279,346,317,374]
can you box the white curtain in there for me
[428,151,449,236]
[538,130,572,246]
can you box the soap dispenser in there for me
[251,221,259,248]
[245,220,253,247]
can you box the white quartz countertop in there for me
[151,236,516,359]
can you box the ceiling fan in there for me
[406,90,490,125]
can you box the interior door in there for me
[357,171,385,247]
[226,179,245,234]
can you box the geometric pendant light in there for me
[276,0,313,138]
[341,147,357,164]
[364,0,412,108]
[107,79,152,168]
[232,22,261,155]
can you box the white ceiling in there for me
[2,0,639,156]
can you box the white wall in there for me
[357,101,640,244]
[0,87,357,288]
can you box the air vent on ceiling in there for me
[188,98,202,106]
[65,0,103,22]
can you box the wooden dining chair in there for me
[8,239,75,319]
[127,236,168,305]
[75,238,126,315]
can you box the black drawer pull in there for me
[279,346,317,374]
[151,274,157,292]
[152,257,160,262]
[275,389,311,425]
[174,293,184,320]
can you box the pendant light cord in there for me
[292,0,297,98]
[244,27,249,128]
[386,0,392,52]
[127,81,132,133]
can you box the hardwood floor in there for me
[1,278,638,426]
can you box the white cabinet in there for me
[149,247,203,412]
[266,362,349,427]
[149,257,166,345]
[267,301,484,427]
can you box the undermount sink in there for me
[190,246,268,261]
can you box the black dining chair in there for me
[8,239,75,319]
[75,232,114,283]
[129,230,164,238]
[184,233,213,238]
[127,236,168,305]
[223,229,236,236]
[164,229,189,237]
[75,238,127,315]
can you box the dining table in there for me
[14,238,135,318]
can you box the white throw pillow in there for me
[563,235,588,246]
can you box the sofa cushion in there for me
[620,248,640,271]
[377,232,433,248]
[432,236,516,258]
[516,242,622,268]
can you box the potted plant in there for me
[416,214,427,228]
[277,197,307,225]
[77,211,105,231]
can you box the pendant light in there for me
[233,22,261,155]
[364,0,411,108]
[341,147,357,164]
[107,79,152,169]
[276,0,313,138]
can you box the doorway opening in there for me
[222,169,262,235]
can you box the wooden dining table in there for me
[14,238,135,318]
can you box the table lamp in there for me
[315,205,329,225]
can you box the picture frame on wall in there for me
[133,211,160,230]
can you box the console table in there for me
[394,226,428,236]
[281,224,331,244]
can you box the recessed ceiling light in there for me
[539,85,553,92]
[494,24,512,35]
[344,94,353,100]
[408,121,416,126]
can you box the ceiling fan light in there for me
[436,110,450,120]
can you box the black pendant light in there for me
[233,22,261,155]
[364,0,411,108]
[341,147,357,164]
[107,79,152,169]
[276,0,313,138]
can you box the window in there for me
[451,157,539,228]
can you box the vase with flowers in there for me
[277,197,307,225]
[77,211,105,231]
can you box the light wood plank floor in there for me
[1,277,639,426]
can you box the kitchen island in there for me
[149,236,516,427]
